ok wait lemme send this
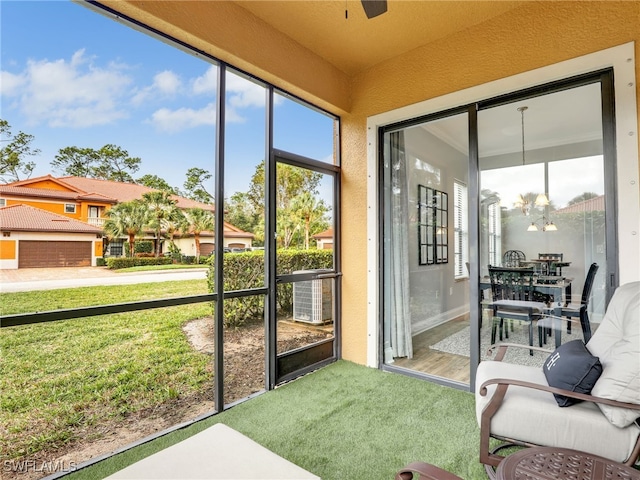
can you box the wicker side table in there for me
[496,447,640,480]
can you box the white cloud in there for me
[192,65,217,95]
[154,70,181,94]
[149,102,217,133]
[131,70,182,106]
[226,72,266,109]
[0,71,25,96]
[1,49,132,127]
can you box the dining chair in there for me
[487,265,547,355]
[538,252,564,276]
[538,262,599,347]
[502,250,526,267]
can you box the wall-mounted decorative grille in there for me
[418,185,448,265]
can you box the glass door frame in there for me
[267,148,341,387]
[377,105,476,390]
[378,68,619,391]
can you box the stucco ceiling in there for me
[233,0,526,76]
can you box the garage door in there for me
[200,243,214,256]
[19,241,92,268]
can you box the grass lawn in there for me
[0,280,211,462]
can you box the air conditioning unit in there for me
[292,270,333,324]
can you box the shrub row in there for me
[122,240,154,256]
[208,249,333,328]
[106,257,173,269]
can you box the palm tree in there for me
[164,209,187,255]
[183,207,214,263]
[142,190,179,257]
[291,192,329,249]
[103,200,149,257]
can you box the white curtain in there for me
[389,131,413,359]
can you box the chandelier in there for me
[513,105,556,231]
[527,216,558,232]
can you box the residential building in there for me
[0,175,254,268]
[313,228,333,250]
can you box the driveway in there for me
[0,267,209,293]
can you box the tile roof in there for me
[59,176,215,211]
[555,195,605,214]
[0,204,104,234]
[0,184,116,203]
[313,227,334,239]
[3,175,215,211]
[2,175,254,238]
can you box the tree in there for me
[51,144,141,182]
[92,144,141,182]
[142,191,180,257]
[137,174,178,194]
[0,119,40,182]
[103,200,149,257]
[225,191,261,235]
[247,161,323,247]
[183,167,214,204]
[51,146,98,177]
[163,209,187,254]
[567,192,600,206]
[183,207,214,263]
[290,191,330,249]
[247,161,322,211]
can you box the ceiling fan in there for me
[361,0,387,19]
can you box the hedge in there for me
[106,257,173,269]
[207,249,333,328]
[122,240,153,256]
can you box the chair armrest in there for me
[395,461,463,480]
[479,377,640,411]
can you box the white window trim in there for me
[0,198,6,207]
[453,180,468,280]
[65,203,77,214]
[365,42,639,368]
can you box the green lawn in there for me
[0,280,211,461]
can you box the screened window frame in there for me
[2,1,341,466]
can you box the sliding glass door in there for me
[477,77,613,361]
[381,111,471,385]
[381,70,618,385]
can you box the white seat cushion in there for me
[588,281,640,427]
[476,360,640,463]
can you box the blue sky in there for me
[1,1,336,196]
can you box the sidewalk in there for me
[1,267,118,283]
[0,267,208,293]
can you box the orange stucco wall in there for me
[4,198,111,222]
[0,239,17,260]
[341,1,640,364]
[21,178,71,190]
[5,198,81,219]
[110,1,640,366]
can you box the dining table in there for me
[479,274,573,307]
[523,258,571,276]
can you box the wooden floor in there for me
[393,317,471,384]
[392,315,597,384]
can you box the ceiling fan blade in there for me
[361,0,387,19]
